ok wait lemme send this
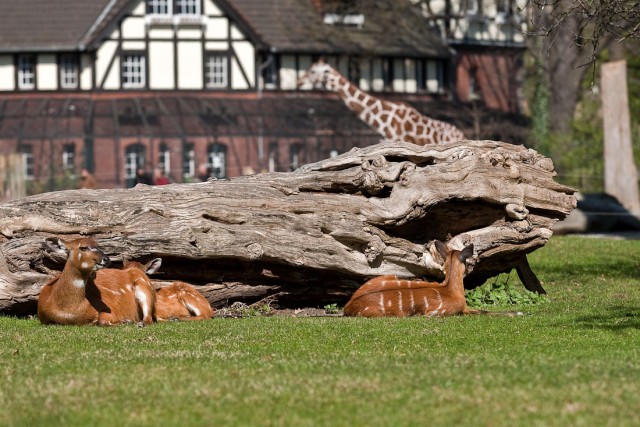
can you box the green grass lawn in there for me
[1,236,639,426]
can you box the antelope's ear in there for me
[144,258,163,275]
[434,240,447,261]
[459,244,475,263]
[45,237,68,256]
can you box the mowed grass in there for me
[1,236,639,427]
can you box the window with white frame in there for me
[205,55,228,89]
[17,55,36,90]
[208,143,226,179]
[158,143,170,174]
[146,0,170,14]
[183,142,195,178]
[62,144,75,171]
[289,144,301,171]
[268,143,278,173]
[21,145,34,179]
[125,144,145,181]
[465,0,479,14]
[59,54,79,89]
[176,0,199,15]
[122,54,146,89]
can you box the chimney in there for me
[310,0,323,13]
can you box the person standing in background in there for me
[79,168,97,189]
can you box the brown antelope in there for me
[123,258,214,321]
[37,237,157,326]
[344,240,480,317]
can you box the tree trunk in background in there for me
[601,60,640,216]
[0,141,576,315]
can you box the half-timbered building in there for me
[0,0,528,192]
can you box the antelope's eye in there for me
[79,246,89,251]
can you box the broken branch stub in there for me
[0,140,576,314]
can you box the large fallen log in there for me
[0,140,576,315]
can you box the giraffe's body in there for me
[298,61,464,145]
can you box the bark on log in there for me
[0,140,576,315]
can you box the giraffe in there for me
[297,60,465,145]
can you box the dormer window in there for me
[60,54,79,89]
[145,0,200,16]
[17,55,36,90]
[465,0,480,15]
[176,0,199,15]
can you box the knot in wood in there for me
[246,243,264,260]
[505,203,529,220]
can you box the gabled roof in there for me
[0,0,450,58]
[0,0,127,52]
[222,0,451,58]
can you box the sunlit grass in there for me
[1,236,639,426]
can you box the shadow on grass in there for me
[574,306,640,330]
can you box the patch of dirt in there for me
[214,300,343,318]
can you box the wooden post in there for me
[601,60,640,217]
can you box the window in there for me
[62,144,75,171]
[60,54,79,89]
[466,0,479,14]
[208,143,226,179]
[125,144,145,187]
[176,0,199,15]
[122,54,146,89]
[146,0,169,14]
[289,144,301,171]
[268,143,278,172]
[497,0,510,15]
[158,143,170,175]
[21,145,34,179]
[17,55,36,90]
[205,54,228,89]
[469,66,481,100]
[183,142,195,178]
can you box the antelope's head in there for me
[45,237,111,276]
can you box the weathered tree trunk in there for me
[0,141,576,315]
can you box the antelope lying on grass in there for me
[124,258,214,321]
[37,237,157,326]
[344,240,481,317]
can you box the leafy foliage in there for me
[466,272,548,308]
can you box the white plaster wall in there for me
[149,42,175,89]
[205,41,228,50]
[177,28,202,39]
[149,27,174,39]
[206,18,228,39]
[80,54,93,90]
[96,40,119,88]
[131,0,145,15]
[122,41,146,50]
[0,55,15,90]
[233,41,254,88]
[204,0,223,15]
[37,54,57,90]
[177,42,203,89]
[279,55,297,90]
[121,16,146,39]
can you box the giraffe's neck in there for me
[326,71,386,130]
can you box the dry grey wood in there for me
[0,140,576,315]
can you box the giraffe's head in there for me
[297,60,338,91]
